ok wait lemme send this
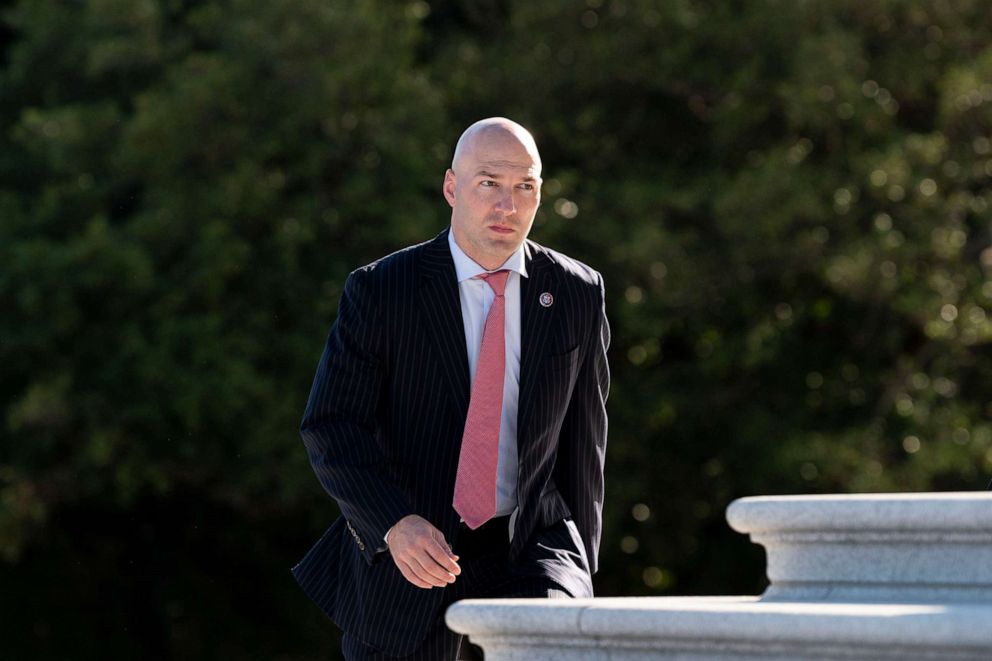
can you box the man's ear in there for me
[442,169,457,207]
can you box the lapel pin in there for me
[539,292,554,308]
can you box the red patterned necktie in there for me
[453,269,510,529]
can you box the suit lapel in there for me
[418,230,470,417]
[517,241,560,438]
[417,232,559,443]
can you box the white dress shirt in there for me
[447,228,526,519]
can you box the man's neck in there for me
[450,229,511,271]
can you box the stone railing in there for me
[446,492,992,660]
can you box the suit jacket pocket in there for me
[547,345,579,372]
[290,517,347,624]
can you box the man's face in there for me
[443,128,542,269]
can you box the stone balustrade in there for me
[446,492,992,660]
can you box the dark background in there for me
[2,1,992,658]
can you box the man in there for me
[292,118,610,659]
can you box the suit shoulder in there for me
[528,240,604,292]
[348,236,434,288]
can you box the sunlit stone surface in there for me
[446,492,992,660]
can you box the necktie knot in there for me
[477,269,510,297]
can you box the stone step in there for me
[447,596,992,660]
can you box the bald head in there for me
[451,117,542,177]
[442,117,543,270]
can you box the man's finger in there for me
[428,528,461,567]
[396,559,433,589]
[408,547,456,585]
[408,551,456,585]
[429,529,459,560]
[425,538,461,575]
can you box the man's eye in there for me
[518,183,534,191]
[481,180,497,187]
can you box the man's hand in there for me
[386,514,461,589]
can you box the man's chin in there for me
[484,235,523,251]
[486,224,531,244]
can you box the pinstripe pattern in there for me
[292,228,610,657]
[341,544,569,660]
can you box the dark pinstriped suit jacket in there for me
[292,228,610,656]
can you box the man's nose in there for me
[495,191,516,214]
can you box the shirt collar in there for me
[447,226,528,283]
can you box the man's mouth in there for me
[489,225,515,234]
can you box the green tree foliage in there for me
[2,0,991,658]
[1,1,445,657]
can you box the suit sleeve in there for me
[554,273,611,575]
[299,268,414,565]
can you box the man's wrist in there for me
[373,526,393,555]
